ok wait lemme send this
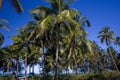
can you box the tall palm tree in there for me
[16,0,92,80]
[12,22,37,79]
[0,0,23,13]
[27,0,94,79]
[98,26,119,71]
[27,44,41,75]
[0,46,19,73]
[98,27,114,46]
[29,0,82,79]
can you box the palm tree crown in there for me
[98,26,114,46]
[114,36,120,47]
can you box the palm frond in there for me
[36,15,53,38]
[0,19,9,31]
[0,32,4,46]
[12,0,23,13]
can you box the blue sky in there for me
[0,0,120,49]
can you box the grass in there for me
[0,71,120,80]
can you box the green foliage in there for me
[0,0,23,13]
[1,1,120,80]
[98,26,114,46]
[12,0,24,13]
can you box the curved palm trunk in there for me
[16,59,19,76]
[66,68,69,75]
[55,43,59,80]
[43,37,46,76]
[54,23,61,80]
[25,52,27,80]
[29,66,31,74]
[108,46,119,71]
[73,53,78,74]
[32,65,34,74]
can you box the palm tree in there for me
[0,46,18,73]
[0,0,23,13]
[12,22,36,79]
[0,20,9,72]
[114,36,120,71]
[29,0,82,79]
[27,44,41,75]
[27,0,94,79]
[98,27,114,46]
[98,26,119,71]
[15,0,94,79]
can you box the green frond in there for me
[30,6,51,14]
[36,15,53,37]
[0,19,9,31]
[72,8,80,16]
[0,19,8,22]
[0,32,4,46]
[98,26,114,45]
[57,10,75,22]
[30,6,52,19]
[12,0,24,13]
[114,36,120,47]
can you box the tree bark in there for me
[73,53,78,74]
[16,59,19,76]
[66,67,69,75]
[55,42,59,80]
[32,65,34,74]
[108,47,119,71]
[25,52,27,80]
[29,66,31,74]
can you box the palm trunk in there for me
[55,43,59,80]
[108,46,119,71]
[66,66,69,75]
[29,66,31,74]
[54,23,61,80]
[16,59,19,76]
[68,47,72,59]
[42,35,46,76]
[73,53,78,74]
[32,65,34,74]
[25,52,27,80]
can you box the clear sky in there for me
[0,0,120,49]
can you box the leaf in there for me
[57,10,75,22]
[36,15,53,37]
[12,0,24,13]
[0,19,9,31]
[0,32,4,46]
